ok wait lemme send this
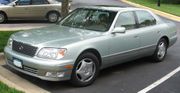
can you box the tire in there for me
[152,38,168,62]
[47,12,60,23]
[70,52,100,87]
[0,12,7,23]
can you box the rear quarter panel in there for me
[45,4,62,15]
[158,20,177,47]
[147,10,177,47]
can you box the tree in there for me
[61,0,69,17]
[157,0,160,7]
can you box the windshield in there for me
[60,8,117,32]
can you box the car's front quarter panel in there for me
[62,34,110,68]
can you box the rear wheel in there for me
[0,13,6,23]
[47,12,59,23]
[152,38,168,62]
[70,52,99,87]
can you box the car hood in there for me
[12,25,103,47]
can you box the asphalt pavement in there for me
[1,0,180,93]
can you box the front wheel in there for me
[152,38,168,62]
[70,52,100,87]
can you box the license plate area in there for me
[13,58,23,68]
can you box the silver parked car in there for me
[4,6,177,86]
[0,0,65,23]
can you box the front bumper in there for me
[4,47,74,81]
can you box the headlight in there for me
[37,48,67,60]
[7,38,13,48]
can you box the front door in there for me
[7,0,31,18]
[108,11,141,65]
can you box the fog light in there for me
[45,72,65,78]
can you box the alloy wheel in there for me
[76,58,96,82]
[157,42,166,59]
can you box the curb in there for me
[0,53,4,66]
[0,53,50,93]
[0,53,4,61]
[0,73,27,93]
[121,0,180,22]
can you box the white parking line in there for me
[138,66,180,93]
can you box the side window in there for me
[16,0,31,5]
[115,12,136,30]
[32,0,49,5]
[136,11,156,28]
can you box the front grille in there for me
[23,66,38,74]
[12,40,37,57]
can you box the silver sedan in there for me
[4,6,177,86]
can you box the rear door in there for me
[135,10,160,55]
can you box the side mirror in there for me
[111,27,126,34]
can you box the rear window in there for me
[136,11,156,27]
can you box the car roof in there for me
[81,5,146,12]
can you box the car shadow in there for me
[3,57,155,92]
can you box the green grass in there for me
[0,31,17,52]
[0,81,23,93]
[128,0,180,16]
